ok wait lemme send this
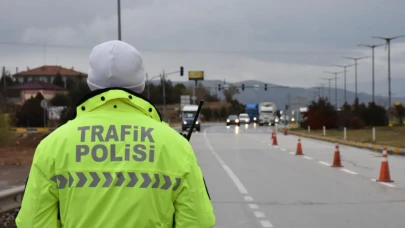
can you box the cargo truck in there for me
[258,102,277,126]
[245,104,259,123]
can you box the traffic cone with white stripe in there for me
[296,137,303,155]
[271,131,274,140]
[272,130,278,146]
[331,143,343,167]
[377,147,393,182]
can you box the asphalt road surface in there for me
[194,123,405,228]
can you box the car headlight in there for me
[276,119,279,123]
[253,117,256,121]
[235,119,239,123]
[196,121,199,124]
[227,119,230,122]
[183,121,187,124]
[292,118,295,121]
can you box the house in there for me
[8,80,67,105]
[13,65,87,86]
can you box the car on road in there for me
[226,115,240,126]
[238,113,250,124]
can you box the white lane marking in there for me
[289,152,295,155]
[273,146,279,148]
[280,148,287,151]
[244,196,253,201]
[304,156,313,160]
[249,204,259,209]
[318,161,331,166]
[204,130,248,194]
[262,141,266,143]
[341,168,358,175]
[380,182,396,188]
[371,179,396,188]
[254,211,266,218]
[260,220,274,227]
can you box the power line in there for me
[0,41,362,55]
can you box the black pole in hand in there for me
[184,100,204,141]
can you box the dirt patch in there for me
[0,132,48,166]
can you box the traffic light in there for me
[180,66,184,76]
[264,84,267,91]
[241,84,245,91]
[218,84,221,91]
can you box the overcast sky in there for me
[1,0,405,95]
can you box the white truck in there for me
[258,102,277,126]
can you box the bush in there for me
[201,107,213,121]
[0,112,12,146]
[347,116,365,129]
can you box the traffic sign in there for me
[40,99,48,109]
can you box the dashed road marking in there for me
[289,152,295,155]
[260,220,274,227]
[371,179,396,188]
[244,196,253,201]
[204,130,248,194]
[304,156,313,160]
[254,211,266,218]
[318,161,331,166]
[280,148,287,151]
[274,146,279,148]
[341,168,358,175]
[249,204,259,209]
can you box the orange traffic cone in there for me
[296,138,303,155]
[377,147,393,182]
[284,128,288,135]
[331,143,343,167]
[272,131,278,146]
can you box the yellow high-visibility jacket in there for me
[16,88,215,228]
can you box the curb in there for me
[280,129,405,156]
[12,127,56,133]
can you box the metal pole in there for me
[146,73,150,99]
[328,80,331,102]
[388,40,391,113]
[334,73,337,108]
[372,47,375,103]
[355,59,358,100]
[117,0,122,40]
[162,71,166,122]
[344,67,347,104]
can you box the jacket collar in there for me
[75,87,162,122]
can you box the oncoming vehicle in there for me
[238,113,250,124]
[226,115,240,126]
[182,105,201,131]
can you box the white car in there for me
[238,113,250,124]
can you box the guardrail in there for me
[0,186,24,213]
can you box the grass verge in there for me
[291,126,405,148]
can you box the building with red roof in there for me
[13,65,87,85]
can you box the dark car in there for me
[226,115,240,126]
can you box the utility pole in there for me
[322,78,333,103]
[146,73,150,99]
[162,71,166,122]
[373,35,405,119]
[331,64,354,104]
[117,0,122,40]
[342,56,369,101]
[357,44,384,103]
[317,83,325,98]
[324,71,344,109]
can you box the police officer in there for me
[16,40,216,228]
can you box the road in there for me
[195,124,405,228]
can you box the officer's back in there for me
[16,40,215,228]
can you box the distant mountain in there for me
[151,79,405,110]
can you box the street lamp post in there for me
[342,56,369,101]
[322,78,333,103]
[357,44,384,103]
[331,64,354,104]
[117,0,122,40]
[373,35,405,114]
[317,83,325,99]
[324,71,344,109]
